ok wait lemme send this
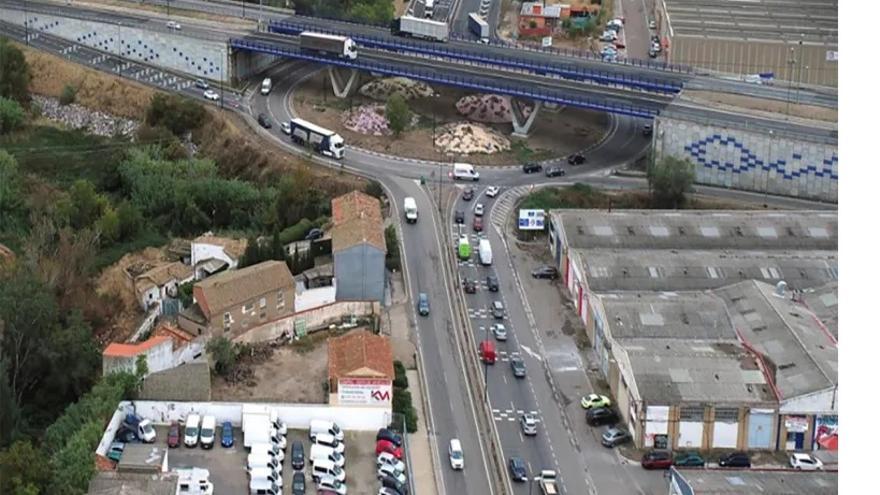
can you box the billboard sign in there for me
[518,209,546,230]
[338,378,392,406]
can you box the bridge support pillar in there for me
[510,99,542,137]
[327,67,359,98]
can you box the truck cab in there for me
[123,413,157,443]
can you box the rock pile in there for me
[435,123,511,154]
[360,77,435,101]
[33,95,139,138]
[456,94,530,124]
[343,104,391,136]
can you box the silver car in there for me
[601,427,630,447]
[492,323,507,341]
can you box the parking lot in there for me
[158,424,380,494]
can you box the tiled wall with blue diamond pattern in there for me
[656,118,838,202]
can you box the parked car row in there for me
[376,428,408,494]
[181,414,220,449]
[244,410,288,495]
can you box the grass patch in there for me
[520,184,758,211]
[0,126,128,187]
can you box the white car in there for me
[203,89,220,101]
[790,453,823,470]
[377,463,406,484]
[491,323,507,341]
[280,122,291,135]
[448,439,464,470]
[474,203,484,216]
[166,21,181,30]
[376,452,405,472]
[316,476,346,494]
[520,413,538,436]
[485,186,500,198]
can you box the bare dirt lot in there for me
[684,89,838,123]
[212,335,330,404]
[293,73,609,166]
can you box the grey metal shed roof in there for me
[552,209,837,252]
[598,291,736,340]
[799,281,838,339]
[572,248,837,292]
[714,280,838,400]
[621,338,772,404]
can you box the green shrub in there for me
[0,96,25,134]
[145,93,207,137]
[279,218,315,244]
[59,85,77,106]
[391,388,418,433]
[393,360,408,389]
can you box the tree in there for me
[206,336,236,377]
[0,150,22,224]
[275,169,328,228]
[60,180,109,230]
[648,156,695,208]
[59,84,77,106]
[0,96,25,134]
[115,201,143,241]
[97,208,121,245]
[0,440,44,494]
[0,38,31,104]
[48,420,103,495]
[177,280,194,308]
[0,358,21,448]
[364,180,384,201]
[145,93,207,137]
[385,93,410,136]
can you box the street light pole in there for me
[764,129,774,206]
[24,0,29,46]
[241,0,246,18]
[786,47,795,117]
[794,36,805,106]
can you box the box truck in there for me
[468,13,490,43]
[478,239,492,265]
[404,197,418,223]
[290,118,345,159]
[299,32,358,60]
[391,15,449,42]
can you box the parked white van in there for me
[248,477,280,495]
[453,163,480,181]
[199,415,216,449]
[247,453,282,475]
[251,442,285,461]
[184,414,200,447]
[316,476,347,495]
[404,196,418,223]
[249,467,283,488]
[260,78,272,95]
[311,458,346,482]
[310,444,346,467]
[310,419,344,442]
[313,432,345,454]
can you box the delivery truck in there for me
[299,32,358,60]
[404,197,418,223]
[391,15,449,42]
[468,13,490,43]
[290,118,345,159]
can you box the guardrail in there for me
[231,39,658,118]
[268,20,682,94]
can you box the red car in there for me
[167,421,180,448]
[641,450,673,470]
[473,216,483,232]
[376,439,403,459]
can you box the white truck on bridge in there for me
[299,32,358,60]
[392,15,449,42]
[467,13,490,43]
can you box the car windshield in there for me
[142,423,155,435]
[185,426,198,436]
[451,451,462,460]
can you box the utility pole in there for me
[24,0,29,46]
[166,0,170,16]
[794,35,805,106]
[242,0,246,18]
[785,46,795,117]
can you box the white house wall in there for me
[295,285,337,312]
[644,406,670,448]
[191,243,236,279]
[678,422,704,449]
[712,420,739,448]
[140,286,161,311]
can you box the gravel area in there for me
[33,95,139,138]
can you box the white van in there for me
[453,163,480,181]
[311,458,346,482]
[313,432,345,454]
[248,478,280,495]
[249,467,283,488]
[310,419,344,442]
[478,239,492,266]
[251,442,285,461]
[199,415,216,449]
[248,453,282,474]
[260,77,272,95]
[449,438,464,470]
[310,444,346,467]
[404,197,418,224]
[184,414,200,447]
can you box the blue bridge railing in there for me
[267,20,682,95]
[231,38,659,119]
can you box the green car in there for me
[674,451,705,467]
[107,442,125,462]
[581,393,611,409]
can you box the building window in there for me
[243,302,254,313]
[260,297,267,309]
[715,407,739,422]
[277,290,284,308]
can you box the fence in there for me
[231,38,659,118]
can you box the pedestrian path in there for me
[406,369,439,495]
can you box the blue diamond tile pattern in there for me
[684,136,838,181]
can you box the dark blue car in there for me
[220,421,234,448]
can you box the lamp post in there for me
[764,129,774,205]
[24,0,29,46]
[794,35,805,106]
[785,47,796,117]
[241,0,246,18]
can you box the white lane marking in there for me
[519,344,543,362]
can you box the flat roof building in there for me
[668,467,837,495]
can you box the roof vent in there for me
[787,227,796,236]
[735,226,743,236]
[627,226,635,235]
[678,227,686,235]
[775,280,788,297]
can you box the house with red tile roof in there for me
[328,329,394,407]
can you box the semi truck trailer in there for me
[392,15,449,42]
[299,32,358,60]
[468,13,490,42]
[290,118,345,159]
